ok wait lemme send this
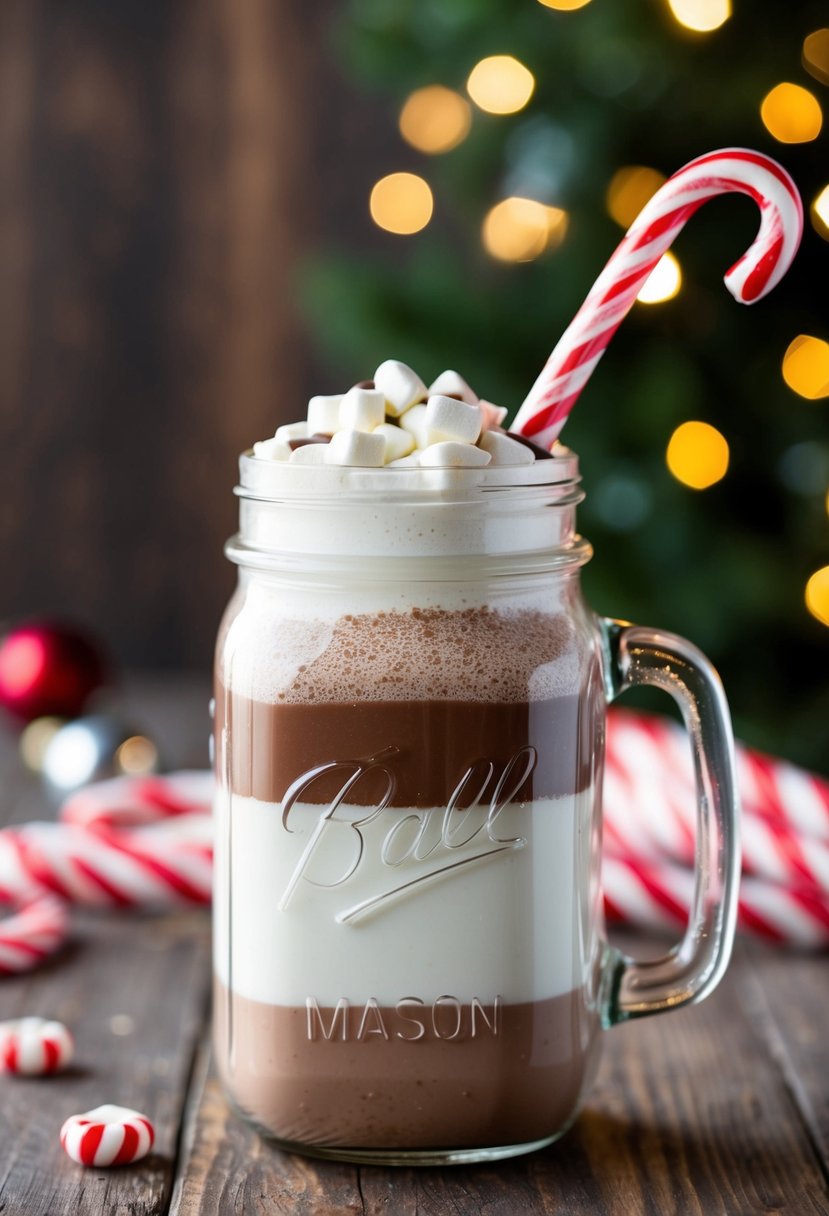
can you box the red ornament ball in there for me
[0,621,107,723]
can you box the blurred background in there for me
[0,0,827,770]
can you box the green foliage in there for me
[303,0,829,770]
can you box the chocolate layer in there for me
[214,980,600,1150]
[215,691,597,805]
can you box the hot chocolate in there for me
[214,603,605,1151]
[214,360,606,1158]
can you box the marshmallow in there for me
[289,441,329,465]
[275,421,309,444]
[399,404,430,449]
[419,442,491,467]
[61,1104,155,1168]
[325,429,386,467]
[339,386,386,432]
[479,400,509,430]
[306,395,342,436]
[374,360,427,417]
[478,430,535,465]
[425,395,482,446]
[374,423,415,464]
[252,437,291,461]
[428,370,478,404]
[387,453,421,467]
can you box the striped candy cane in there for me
[604,709,829,904]
[0,894,69,974]
[602,854,829,949]
[512,148,803,448]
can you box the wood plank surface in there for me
[0,676,212,1216]
[1,677,827,1215]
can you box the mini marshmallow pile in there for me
[252,361,540,469]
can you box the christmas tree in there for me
[303,0,829,770]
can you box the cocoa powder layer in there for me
[241,607,577,706]
[214,980,601,1150]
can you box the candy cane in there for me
[512,148,803,448]
[0,894,69,974]
[0,818,212,909]
[605,709,829,901]
[602,854,829,949]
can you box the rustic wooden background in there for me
[0,0,398,669]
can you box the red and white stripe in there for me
[60,1104,154,1167]
[0,1016,74,1074]
[605,708,829,902]
[61,771,214,832]
[0,894,69,974]
[512,148,803,448]
[0,817,212,909]
[603,855,829,949]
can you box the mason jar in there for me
[213,450,739,1165]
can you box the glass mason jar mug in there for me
[213,450,740,1166]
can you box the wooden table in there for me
[1,676,827,1215]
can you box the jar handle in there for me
[599,618,741,1024]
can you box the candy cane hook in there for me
[513,148,803,448]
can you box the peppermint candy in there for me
[60,1104,155,1167]
[0,1016,73,1075]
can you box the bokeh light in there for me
[369,173,434,234]
[760,83,823,144]
[537,0,592,9]
[666,421,730,489]
[782,336,829,400]
[482,198,568,262]
[115,734,160,776]
[637,253,682,304]
[667,0,731,33]
[805,566,829,627]
[811,185,829,241]
[399,86,472,154]
[466,56,535,116]
[606,165,666,228]
[803,29,829,87]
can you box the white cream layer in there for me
[213,787,597,1007]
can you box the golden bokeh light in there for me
[805,566,829,627]
[369,173,434,235]
[399,86,472,154]
[466,56,535,116]
[482,198,568,262]
[666,421,730,490]
[782,336,829,401]
[537,0,592,9]
[811,185,829,241]
[637,252,682,304]
[115,735,160,776]
[760,83,823,144]
[667,0,731,32]
[606,165,667,228]
[803,29,829,86]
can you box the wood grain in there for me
[0,0,317,669]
